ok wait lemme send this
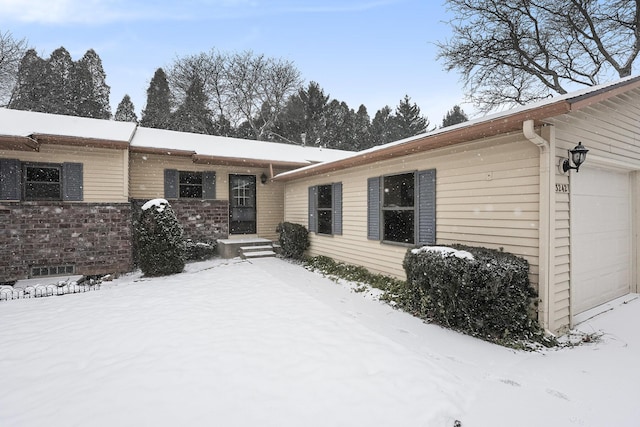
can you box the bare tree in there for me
[166,49,228,120]
[437,0,640,113]
[0,30,29,107]
[167,49,301,139]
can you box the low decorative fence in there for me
[0,281,101,301]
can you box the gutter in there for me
[523,119,555,333]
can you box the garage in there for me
[571,166,631,315]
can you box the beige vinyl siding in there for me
[129,152,285,240]
[285,134,541,282]
[553,158,571,331]
[1,145,128,202]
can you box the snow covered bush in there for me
[276,222,309,260]
[135,199,186,276]
[403,244,546,345]
[185,240,217,261]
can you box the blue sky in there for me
[0,0,470,125]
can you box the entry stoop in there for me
[217,238,277,259]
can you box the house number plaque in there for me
[555,183,569,193]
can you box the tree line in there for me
[0,32,468,151]
[2,1,638,148]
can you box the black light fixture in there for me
[260,172,268,184]
[562,142,589,173]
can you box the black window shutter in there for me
[203,171,216,200]
[308,186,317,233]
[164,169,178,199]
[417,169,436,245]
[367,177,380,240]
[63,162,83,201]
[332,182,342,235]
[0,158,21,200]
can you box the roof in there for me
[274,75,640,181]
[130,126,353,168]
[0,108,137,150]
[0,108,354,167]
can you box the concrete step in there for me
[242,250,277,259]
[240,245,274,252]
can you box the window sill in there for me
[381,240,415,248]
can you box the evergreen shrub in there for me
[403,244,545,343]
[185,240,217,261]
[276,222,309,259]
[135,199,186,276]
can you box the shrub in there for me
[185,240,217,261]
[305,255,405,295]
[402,244,546,344]
[276,222,309,259]
[134,199,186,276]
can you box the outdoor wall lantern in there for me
[562,142,589,173]
[260,172,268,184]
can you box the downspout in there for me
[523,120,555,333]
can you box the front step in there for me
[240,245,276,259]
[217,238,277,259]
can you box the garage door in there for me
[571,167,631,315]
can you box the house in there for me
[0,109,137,281]
[0,108,351,283]
[273,76,640,333]
[2,75,639,333]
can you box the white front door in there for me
[571,166,631,315]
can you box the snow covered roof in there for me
[0,108,137,146]
[130,126,353,167]
[275,75,640,181]
[0,108,353,167]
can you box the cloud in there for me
[0,0,190,24]
[0,0,399,25]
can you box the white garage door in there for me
[572,167,631,315]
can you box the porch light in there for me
[260,172,268,184]
[562,142,589,173]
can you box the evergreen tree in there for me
[114,94,138,122]
[441,105,469,128]
[370,106,396,146]
[78,49,111,119]
[140,68,173,129]
[352,104,372,150]
[394,95,429,139]
[8,49,45,111]
[171,75,214,134]
[323,100,355,150]
[300,81,329,146]
[43,47,74,115]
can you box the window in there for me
[0,159,83,201]
[24,164,62,200]
[164,169,216,200]
[179,171,203,198]
[317,185,333,234]
[382,173,415,243]
[308,183,342,235]
[368,169,436,246]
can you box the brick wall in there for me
[131,199,229,243]
[0,202,132,282]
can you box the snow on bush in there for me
[403,244,548,346]
[135,199,186,276]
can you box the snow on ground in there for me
[0,257,638,427]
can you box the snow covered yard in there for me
[0,258,638,427]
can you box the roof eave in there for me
[31,133,129,149]
[192,154,309,169]
[0,135,39,151]
[274,100,571,181]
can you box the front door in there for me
[229,174,257,235]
